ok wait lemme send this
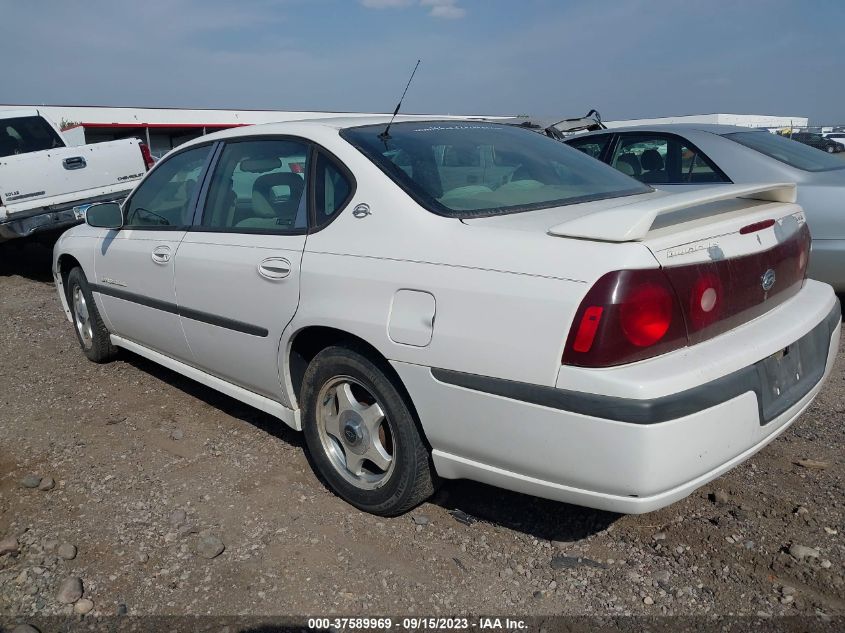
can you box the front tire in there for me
[66,267,117,363]
[300,345,435,516]
[827,145,835,153]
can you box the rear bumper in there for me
[0,208,81,241]
[393,285,840,513]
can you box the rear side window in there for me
[314,152,353,225]
[726,131,845,172]
[608,134,728,184]
[200,139,309,233]
[0,116,64,157]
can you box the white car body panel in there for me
[52,116,841,514]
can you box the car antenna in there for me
[379,59,421,141]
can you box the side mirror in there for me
[85,202,123,229]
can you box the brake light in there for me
[739,219,776,234]
[563,269,687,367]
[290,162,305,174]
[563,222,810,368]
[139,143,155,171]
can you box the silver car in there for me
[566,124,845,291]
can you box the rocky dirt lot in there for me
[0,241,843,623]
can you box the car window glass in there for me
[0,116,64,157]
[726,131,845,172]
[314,152,353,223]
[124,145,211,228]
[609,134,727,184]
[200,139,309,233]
[342,122,649,218]
[566,135,611,160]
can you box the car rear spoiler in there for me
[547,183,798,242]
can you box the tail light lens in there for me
[139,143,155,170]
[563,222,811,368]
[563,269,687,367]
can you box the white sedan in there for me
[52,117,841,516]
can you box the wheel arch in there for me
[286,325,432,449]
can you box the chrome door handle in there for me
[258,257,291,280]
[151,245,171,264]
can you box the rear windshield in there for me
[341,122,649,217]
[0,116,64,158]
[725,131,845,172]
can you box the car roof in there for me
[179,114,505,148]
[569,123,764,138]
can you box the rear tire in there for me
[66,267,117,363]
[300,345,435,516]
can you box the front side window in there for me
[200,140,309,233]
[609,134,727,184]
[726,131,845,172]
[124,145,212,228]
[0,116,64,157]
[341,122,648,217]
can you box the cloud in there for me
[360,0,465,19]
[420,0,466,19]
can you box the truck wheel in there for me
[66,267,117,363]
[300,345,436,516]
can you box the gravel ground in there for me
[0,240,843,621]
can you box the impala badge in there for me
[761,269,776,292]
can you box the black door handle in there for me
[63,156,87,170]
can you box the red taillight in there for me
[563,222,811,368]
[619,282,674,346]
[563,269,687,367]
[139,143,155,171]
[572,306,603,352]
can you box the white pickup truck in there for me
[0,109,152,242]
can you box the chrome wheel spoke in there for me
[364,439,392,472]
[360,402,385,435]
[335,382,360,414]
[344,451,366,476]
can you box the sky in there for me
[2,0,843,123]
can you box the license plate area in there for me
[755,322,828,424]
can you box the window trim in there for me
[121,141,218,231]
[608,132,732,185]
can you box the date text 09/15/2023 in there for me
[306,617,528,630]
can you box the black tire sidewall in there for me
[66,267,115,363]
[301,346,430,515]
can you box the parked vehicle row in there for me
[788,132,845,153]
[0,109,153,242]
[53,117,840,516]
[566,124,845,291]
